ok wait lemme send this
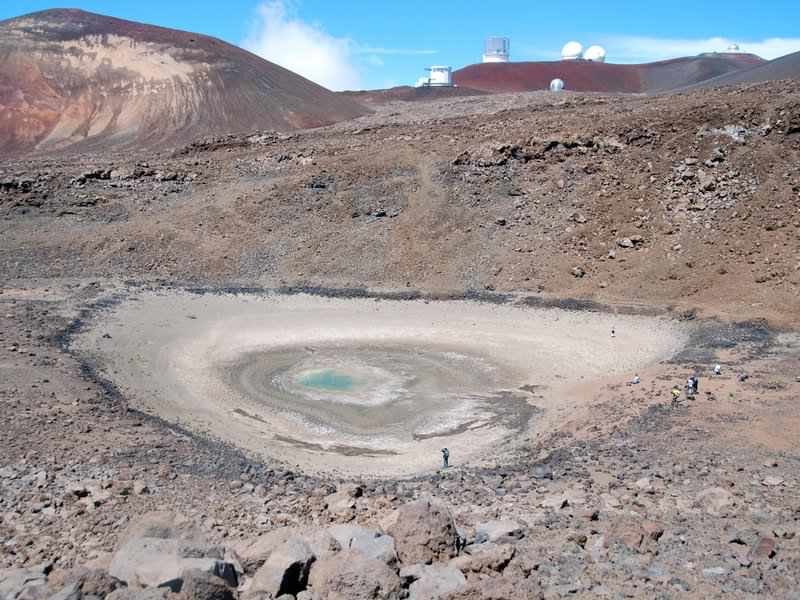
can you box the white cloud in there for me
[242,1,438,91]
[603,35,800,63]
[243,0,360,91]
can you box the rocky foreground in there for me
[1,71,800,600]
[1,282,799,599]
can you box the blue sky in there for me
[3,1,800,90]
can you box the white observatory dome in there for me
[550,78,565,92]
[561,41,583,60]
[727,43,740,52]
[583,45,607,62]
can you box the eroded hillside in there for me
[2,81,798,325]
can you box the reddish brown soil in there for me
[453,54,765,93]
[2,80,798,328]
[690,50,800,88]
[0,9,368,157]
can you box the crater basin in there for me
[74,291,690,477]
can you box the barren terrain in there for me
[453,52,764,93]
[1,76,800,600]
[0,9,367,156]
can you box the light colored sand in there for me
[74,291,690,477]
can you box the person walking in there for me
[671,387,681,405]
[441,448,450,469]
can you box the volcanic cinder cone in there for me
[0,9,369,156]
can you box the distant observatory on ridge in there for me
[561,41,607,61]
[483,37,510,63]
[583,45,607,62]
[561,41,583,60]
[415,65,453,88]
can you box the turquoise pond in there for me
[298,369,355,391]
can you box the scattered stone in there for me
[236,527,339,576]
[450,543,515,573]
[180,569,235,600]
[453,143,526,167]
[474,520,524,544]
[308,551,402,600]
[109,538,236,590]
[325,483,362,516]
[106,588,169,600]
[540,494,569,510]
[531,463,553,480]
[117,511,202,545]
[694,487,737,517]
[702,566,728,578]
[0,563,51,600]
[58,569,126,598]
[762,476,784,487]
[384,497,459,564]
[249,536,315,597]
[400,564,466,600]
[749,537,777,561]
[327,525,397,565]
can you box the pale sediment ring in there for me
[75,291,689,477]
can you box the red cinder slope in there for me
[688,50,800,88]
[0,9,369,156]
[453,53,765,94]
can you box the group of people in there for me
[669,364,729,405]
[436,348,737,469]
[670,374,700,403]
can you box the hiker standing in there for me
[441,448,450,469]
[671,387,681,405]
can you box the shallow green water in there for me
[298,369,355,391]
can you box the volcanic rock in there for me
[383,497,459,564]
[108,538,236,590]
[450,543,516,573]
[0,563,51,600]
[236,527,338,575]
[400,563,466,599]
[307,550,402,600]
[53,569,125,599]
[474,520,525,544]
[179,569,235,600]
[694,487,737,517]
[531,464,554,480]
[106,589,170,600]
[327,525,398,565]
[249,536,315,597]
